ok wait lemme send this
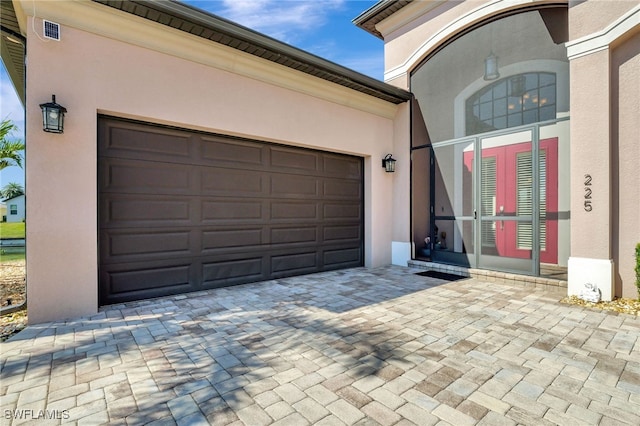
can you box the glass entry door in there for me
[477,129,537,274]
[431,126,559,275]
[431,139,476,268]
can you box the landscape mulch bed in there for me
[1,259,27,341]
[560,295,640,316]
[1,260,26,307]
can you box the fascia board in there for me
[375,0,446,40]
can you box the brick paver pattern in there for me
[1,266,639,425]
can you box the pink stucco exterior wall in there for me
[22,2,406,323]
[568,4,640,298]
[569,1,638,40]
[611,30,640,298]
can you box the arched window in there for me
[466,72,556,135]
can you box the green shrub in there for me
[636,243,640,300]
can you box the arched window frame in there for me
[466,72,557,136]
[453,60,569,139]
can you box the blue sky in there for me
[0,0,382,188]
[183,0,383,77]
[1,65,24,189]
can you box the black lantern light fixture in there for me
[39,95,67,133]
[382,154,396,173]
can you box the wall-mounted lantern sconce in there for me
[483,52,499,81]
[39,95,67,133]
[382,154,396,173]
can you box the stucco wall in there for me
[569,0,638,40]
[567,3,640,298]
[22,1,401,323]
[612,30,640,298]
[391,102,412,265]
[382,0,478,84]
[569,50,612,261]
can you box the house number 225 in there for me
[584,174,592,212]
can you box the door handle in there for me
[474,210,477,219]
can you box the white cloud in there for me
[202,0,345,43]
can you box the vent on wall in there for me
[43,20,60,41]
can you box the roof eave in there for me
[93,0,411,104]
[1,0,26,106]
[353,0,413,40]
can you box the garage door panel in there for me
[323,155,362,179]
[202,200,264,222]
[323,179,361,198]
[271,227,317,244]
[324,203,362,220]
[201,137,265,166]
[101,227,196,265]
[202,168,265,195]
[270,175,319,197]
[103,196,192,226]
[106,229,192,258]
[271,202,318,220]
[202,257,264,286]
[99,116,363,305]
[101,271,195,305]
[324,247,362,268]
[324,225,362,242]
[100,123,192,160]
[108,264,192,293]
[102,159,194,194]
[271,252,318,273]
[202,228,263,250]
[271,147,320,172]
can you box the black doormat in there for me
[415,270,467,281]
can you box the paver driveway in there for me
[1,266,639,425]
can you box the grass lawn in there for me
[0,248,25,262]
[0,222,25,239]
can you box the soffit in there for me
[1,0,25,105]
[92,0,411,104]
[353,0,413,39]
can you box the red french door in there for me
[500,138,558,263]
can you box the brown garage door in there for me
[98,116,363,305]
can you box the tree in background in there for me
[0,118,25,170]
[1,182,24,200]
